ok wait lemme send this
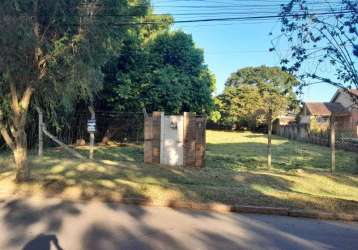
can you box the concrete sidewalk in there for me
[0,197,357,250]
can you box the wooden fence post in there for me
[330,118,336,174]
[36,107,43,157]
[88,106,95,160]
[267,109,273,170]
[42,125,85,159]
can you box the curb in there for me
[3,192,358,222]
[117,198,358,222]
[288,210,358,221]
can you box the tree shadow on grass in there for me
[75,144,144,163]
[21,145,358,214]
[328,174,358,188]
[1,142,357,247]
[1,156,358,249]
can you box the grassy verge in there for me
[0,130,357,214]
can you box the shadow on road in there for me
[22,234,63,250]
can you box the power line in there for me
[79,1,345,8]
[69,7,352,17]
[19,8,351,19]
[5,2,355,28]
[74,10,355,26]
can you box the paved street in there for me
[0,197,357,250]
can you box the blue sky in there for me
[152,1,339,102]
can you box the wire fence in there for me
[1,110,358,172]
[275,121,358,173]
[35,111,144,146]
[276,122,358,153]
[0,110,145,161]
[39,111,146,162]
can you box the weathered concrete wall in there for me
[194,116,206,168]
[161,115,184,166]
[183,112,196,167]
[144,116,153,164]
[152,112,162,164]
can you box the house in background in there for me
[299,102,350,130]
[273,115,296,134]
[299,89,358,137]
[331,89,358,128]
[275,115,296,125]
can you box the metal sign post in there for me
[88,107,96,160]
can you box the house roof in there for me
[277,115,296,125]
[349,89,358,96]
[331,89,358,103]
[304,102,350,116]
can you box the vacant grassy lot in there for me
[0,130,358,214]
[206,131,358,172]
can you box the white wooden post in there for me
[36,107,43,157]
[88,106,95,160]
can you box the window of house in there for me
[316,116,329,123]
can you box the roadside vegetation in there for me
[1,0,357,217]
[0,130,357,214]
[0,0,214,182]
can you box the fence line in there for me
[0,111,146,152]
[275,123,358,153]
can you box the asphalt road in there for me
[0,197,357,250]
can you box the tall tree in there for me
[99,31,215,114]
[219,66,299,168]
[225,66,299,120]
[0,0,150,182]
[271,0,358,94]
[216,85,264,129]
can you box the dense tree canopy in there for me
[0,0,170,181]
[214,66,299,130]
[215,85,263,129]
[0,0,216,181]
[98,30,215,114]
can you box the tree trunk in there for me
[0,84,33,182]
[267,110,272,170]
[14,143,29,183]
[14,117,30,182]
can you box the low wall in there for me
[144,112,206,168]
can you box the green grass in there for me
[206,130,358,173]
[0,130,358,214]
